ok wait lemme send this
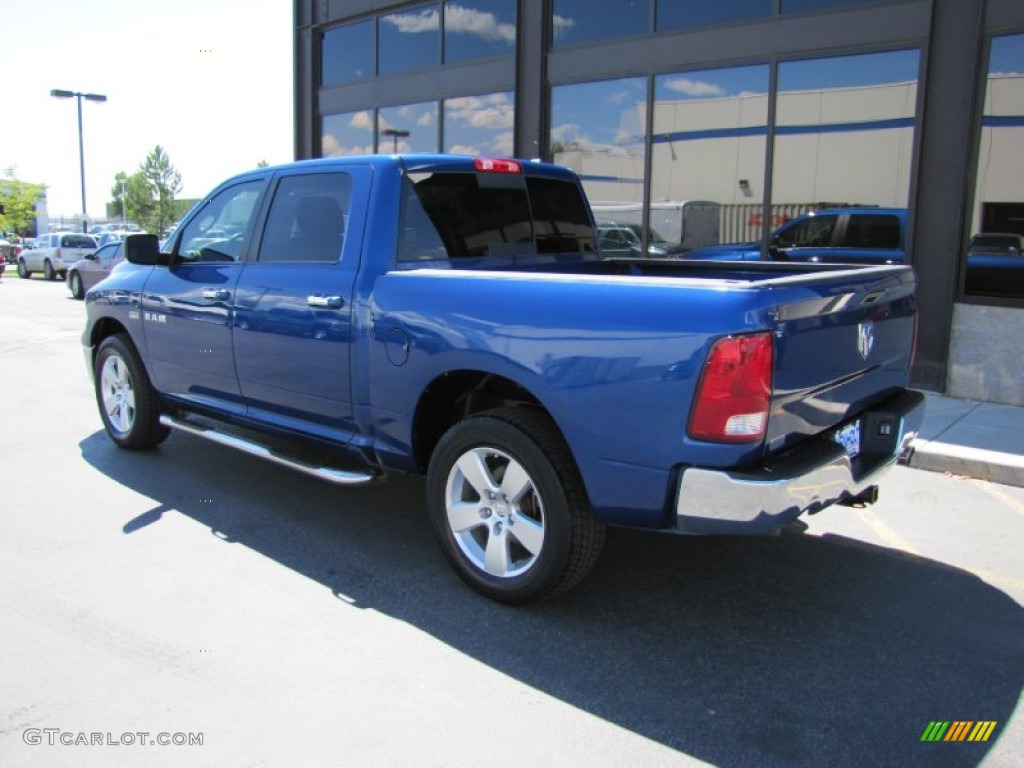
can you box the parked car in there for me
[67,240,126,299]
[965,232,1024,298]
[596,221,673,257]
[84,155,923,603]
[17,233,97,280]
[685,208,906,265]
[0,237,16,264]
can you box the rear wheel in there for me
[43,260,55,280]
[426,407,604,604]
[69,271,84,299]
[94,335,170,450]
[17,259,30,278]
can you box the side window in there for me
[177,181,264,262]
[776,215,838,248]
[257,173,351,263]
[843,214,901,249]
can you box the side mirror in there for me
[84,253,96,260]
[123,234,167,266]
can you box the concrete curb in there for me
[905,392,1024,488]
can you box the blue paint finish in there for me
[84,155,919,530]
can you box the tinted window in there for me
[444,0,516,63]
[61,234,96,248]
[322,111,375,157]
[776,215,838,247]
[444,92,514,155]
[842,214,900,249]
[178,181,264,262]
[321,20,374,85]
[379,4,440,75]
[782,0,904,12]
[258,174,352,263]
[378,102,438,153]
[658,0,771,30]
[398,171,595,260]
[551,0,649,48]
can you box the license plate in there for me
[833,420,861,458]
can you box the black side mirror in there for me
[123,234,167,266]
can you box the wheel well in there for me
[88,318,130,361]
[412,371,547,472]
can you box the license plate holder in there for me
[833,420,861,458]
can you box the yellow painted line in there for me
[974,479,1024,518]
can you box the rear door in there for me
[232,165,372,440]
[141,177,268,415]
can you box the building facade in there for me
[295,0,1024,405]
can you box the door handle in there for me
[307,295,344,309]
[202,288,230,300]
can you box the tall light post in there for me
[50,89,107,233]
[381,128,410,153]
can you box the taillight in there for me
[688,332,773,443]
[474,157,521,174]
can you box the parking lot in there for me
[1,273,1021,768]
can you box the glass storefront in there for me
[963,33,1024,300]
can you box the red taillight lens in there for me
[688,333,773,443]
[474,157,521,174]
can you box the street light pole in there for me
[50,89,107,233]
[381,128,410,153]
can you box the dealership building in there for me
[294,0,1024,405]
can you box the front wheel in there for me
[94,335,170,450]
[426,407,604,604]
[68,271,84,299]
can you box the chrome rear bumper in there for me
[674,389,925,535]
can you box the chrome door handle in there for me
[202,288,230,300]
[307,295,344,309]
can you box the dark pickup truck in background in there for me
[83,155,924,603]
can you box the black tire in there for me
[17,259,30,279]
[426,407,604,604]
[94,334,170,450]
[69,271,84,299]
[43,260,56,280]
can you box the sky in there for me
[0,0,293,222]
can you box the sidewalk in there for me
[906,391,1024,488]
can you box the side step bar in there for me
[159,414,380,486]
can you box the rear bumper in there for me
[674,389,925,534]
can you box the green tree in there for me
[107,171,130,220]
[124,146,183,235]
[0,167,45,236]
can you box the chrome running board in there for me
[159,414,379,486]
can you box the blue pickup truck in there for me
[84,155,924,603]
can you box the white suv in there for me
[17,233,97,280]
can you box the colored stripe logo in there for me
[921,721,998,742]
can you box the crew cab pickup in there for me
[83,155,924,603]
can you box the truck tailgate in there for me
[764,266,917,453]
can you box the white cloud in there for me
[416,112,434,127]
[552,14,576,38]
[447,144,478,155]
[664,78,726,97]
[381,8,439,34]
[445,5,515,44]
[349,111,374,132]
[321,134,374,157]
[446,95,514,129]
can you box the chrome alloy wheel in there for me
[100,354,137,436]
[444,447,546,578]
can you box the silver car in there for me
[66,241,124,299]
[18,232,97,280]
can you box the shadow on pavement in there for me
[80,429,1023,767]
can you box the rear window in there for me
[398,171,595,261]
[842,214,901,249]
[61,234,97,248]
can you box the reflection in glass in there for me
[651,65,769,249]
[444,0,516,64]
[444,92,514,156]
[550,78,647,205]
[965,33,1024,299]
[658,0,771,31]
[773,50,919,210]
[378,102,439,153]
[782,0,902,13]
[550,0,648,48]
[322,111,376,157]
[379,3,441,75]
[321,20,374,85]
